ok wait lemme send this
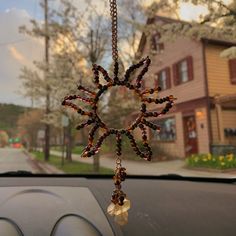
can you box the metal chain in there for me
[109,0,118,63]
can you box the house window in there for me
[155,67,171,90]
[151,33,164,54]
[151,117,176,141]
[178,60,188,83]
[228,59,236,84]
[173,56,193,85]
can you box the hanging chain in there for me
[116,157,122,168]
[109,0,118,64]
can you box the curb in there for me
[23,149,64,174]
[185,165,236,174]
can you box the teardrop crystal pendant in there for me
[114,211,128,226]
[107,157,130,225]
[107,198,130,226]
[107,198,131,216]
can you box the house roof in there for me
[201,38,236,47]
[137,15,236,55]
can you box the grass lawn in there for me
[51,146,84,155]
[32,151,113,174]
[72,146,84,154]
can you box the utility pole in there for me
[44,0,50,161]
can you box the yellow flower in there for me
[194,157,199,162]
[226,154,233,161]
[221,162,225,166]
[219,156,224,161]
[203,158,207,162]
[207,153,212,160]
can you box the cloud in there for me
[0,8,43,106]
[179,3,208,21]
[8,46,28,64]
[0,0,111,108]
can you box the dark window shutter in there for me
[151,35,157,51]
[159,43,164,51]
[187,56,194,81]
[173,63,179,86]
[166,67,171,89]
[229,59,236,84]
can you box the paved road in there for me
[0,147,43,173]
[49,150,236,178]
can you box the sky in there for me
[0,1,43,106]
[0,0,215,106]
[0,0,105,106]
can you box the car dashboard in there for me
[0,175,235,236]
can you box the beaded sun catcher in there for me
[62,0,176,225]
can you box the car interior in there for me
[0,174,235,236]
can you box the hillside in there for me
[0,103,31,137]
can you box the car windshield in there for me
[0,0,236,178]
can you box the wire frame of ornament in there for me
[61,0,176,226]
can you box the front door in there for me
[183,115,198,156]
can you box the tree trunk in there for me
[66,122,73,162]
[44,0,50,162]
[80,128,87,145]
[93,154,100,173]
[44,124,50,161]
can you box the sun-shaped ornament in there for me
[62,0,176,226]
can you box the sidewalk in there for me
[49,150,236,178]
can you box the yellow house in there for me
[135,16,236,158]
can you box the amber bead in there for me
[129,84,135,89]
[142,135,147,141]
